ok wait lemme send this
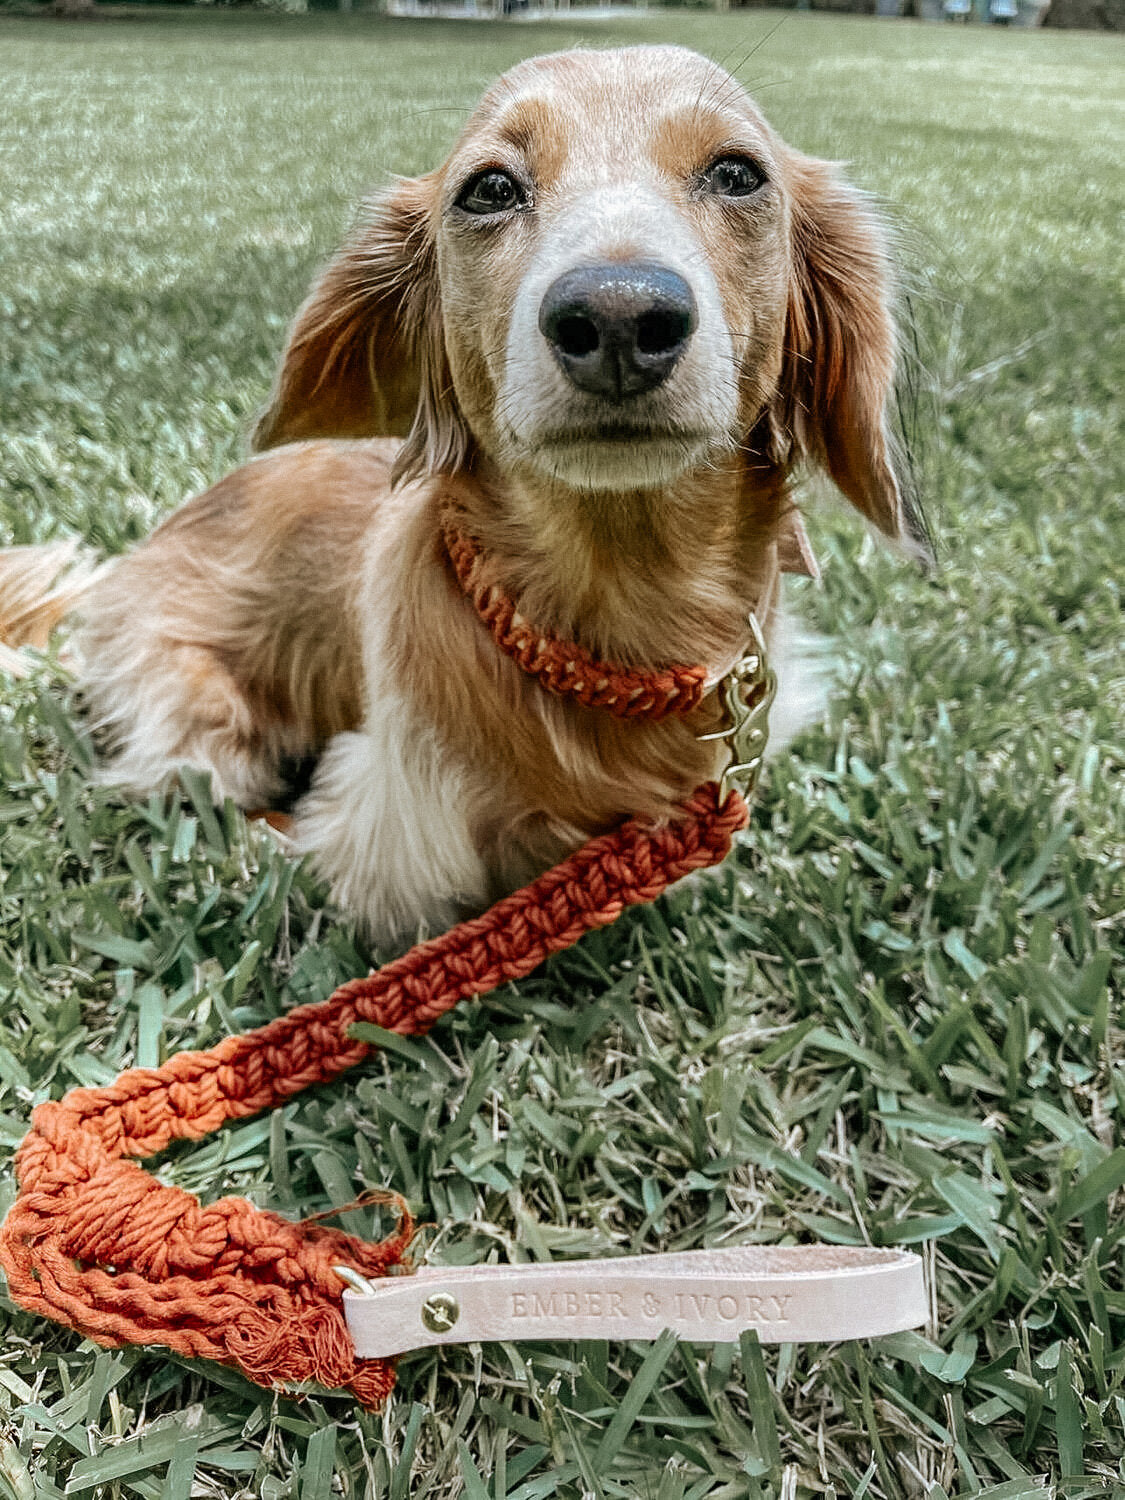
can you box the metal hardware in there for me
[333,1265,378,1296]
[421,1292,460,1333]
[697,611,777,803]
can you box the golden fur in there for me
[2,46,924,942]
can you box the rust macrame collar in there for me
[440,508,707,721]
[440,504,818,724]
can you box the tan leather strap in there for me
[343,1246,925,1357]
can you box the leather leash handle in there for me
[344,1247,927,1358]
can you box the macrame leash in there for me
[0,782,747,1407]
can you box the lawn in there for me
[0,8,1122,1497]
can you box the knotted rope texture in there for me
[0,782,747,1407]
[441,510,708,719]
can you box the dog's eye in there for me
[457,170,524,216]
[699,155,766,198]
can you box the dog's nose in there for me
[538,262,697,402]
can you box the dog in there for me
[1,45,925,947]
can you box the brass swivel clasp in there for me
[697,612,777,803]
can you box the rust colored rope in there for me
[441,510,708,720]
[0,782,747,1407]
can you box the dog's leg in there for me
[81,638,293,808]
[0,541,284,798]
[292,708,490,948]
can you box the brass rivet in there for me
[421,1292,460,1334]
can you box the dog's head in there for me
[255,45,923,550]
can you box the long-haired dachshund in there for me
[3,46,925,946]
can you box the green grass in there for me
[0,9,1122,1497]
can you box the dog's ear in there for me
[253,173,468,477]
[774,155,928,557]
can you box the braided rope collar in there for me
[440,508,708,722]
